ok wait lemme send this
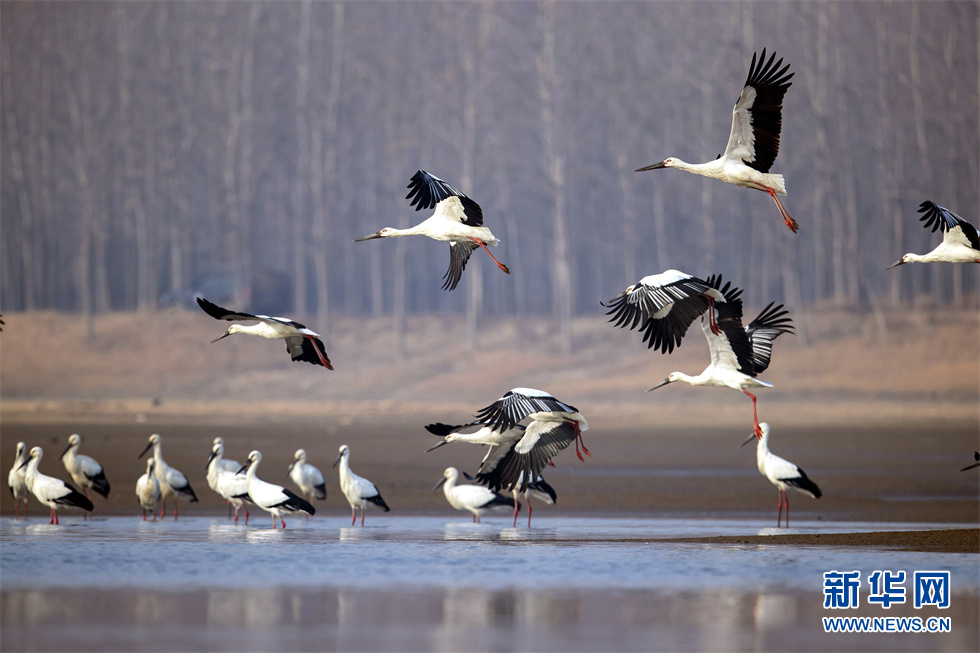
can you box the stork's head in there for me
[332,444,350,468]
[635,158,674,172]
[210,324,247,343]
[885,254,911,270]
[354,228,392,241]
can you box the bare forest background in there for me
[2,1,978,355]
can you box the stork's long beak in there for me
[425,440,448,453]
[885,259,906,270]
[635,160,668,172]
[138,442,153,459]
[287,461,296,473]
[646,378,672,392]
[431,477,448,492]
[354,231,383,242]
[210,330,232,344]
[60,443,72,460]
[17,458,30,471]
[236,462,249,476]
[332,453,343,468]
[205,450,217,471]
[738,433,758,449]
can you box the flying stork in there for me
[636,49,799,233]
[354,169,510,291]
[196,297,333,369]
[886,201,980,269]
[602,269,727,353]
[740,423,821,527]
[19,446,94,524]
[647,276,794,437]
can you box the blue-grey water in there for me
[1,515,977,652]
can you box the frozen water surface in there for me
[1,515,977,652]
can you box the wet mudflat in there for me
[1,516,978,652]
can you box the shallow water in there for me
[2,516,978,652]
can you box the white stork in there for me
[647,276,794,437]
[333,445,390,526]
[636,49,798,233]
[602,269,727,353]
[238,450,315,529]
[470,388,591,462]
[433,467,519,524]
[136,458,162,521]
[60,433,111,503]
[196,297,333,369]
[740,423,821,527]
[354,169,510,291]
[138,434,199,520]
[19,446,93,524]
[289,448,327,503]
[206,440,251,525]
[887,201,980,269]
[8,442,30,519]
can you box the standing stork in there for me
[60,434,111,506]
[433,467,519,524]
[602,269,727,352]
[333,445,390,526]
[206,440,251,525]
[740,423,821,527]
[636,49,798,233]
[647,276,794,437]
[138,434,198,520]
[288,448,327,504]
[19,447,93,524]
[196,297,333,369]
[136,458,162,521]
[354,169,510,291]
[887,201,980,269]
[8,442,30,519]
[238,450,315,529]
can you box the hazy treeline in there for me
[1,1,977,346]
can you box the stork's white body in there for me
[238,450,314,529]
[136,458,162,521]
[20,447,93,524]
[138,434,198,520]
[334,445,389,526]
[206,437,241,493]
[8,442,30,519]
[61,433,110,504]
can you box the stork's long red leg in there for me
[745,391,762,437]
[527,498,533,528]
[304,335,334,370]
[160,496,167,520]
[707,296,721,336]
[512,492,519,528]
[469,237,511,274]
[764,188,799,233]
[776,491,783,527]
[784,492,790,528]
[361,507,365,527]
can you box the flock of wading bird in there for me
[7,50,980,529]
